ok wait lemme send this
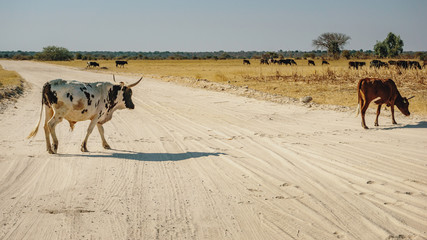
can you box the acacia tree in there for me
[312,32,351,59]
[374,32,404,58]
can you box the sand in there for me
[0,60,426,240]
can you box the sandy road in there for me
[0,60,426,240]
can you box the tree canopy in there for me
[312,33,351,59]
[34,46,73,61]
[374,32,404,58]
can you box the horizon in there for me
[1,0,426,52]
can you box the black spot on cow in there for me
[80,87,87,92]
[87,84,93,88]
[107,85,120,112]
[42,82,58,106]
[83,91,92,105]
[81,109,88,114]
[122,86,134,109]
[66,93,73,102]
[91,94,94,98]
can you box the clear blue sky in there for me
[1,0,426,52]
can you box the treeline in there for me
[1,49,425,61]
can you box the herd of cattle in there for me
[242,59,426,70]
[349,60,423,70]
[244,59,330,66]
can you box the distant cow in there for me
[409,61,421,70]
[322,60,329,65]
[27,77,143,153]
[396,60,409,69]
[260,59,268,65]
[278,59,297,66]
[87,61,99,68]
[115,60,128,68]
[308,60,315,66]
[388,60,397,66]
[370,60,388,69]
[349,61,366,70]
[356,78,413,129]
[243,59,251,65]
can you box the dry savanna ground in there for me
[48,59,427,115]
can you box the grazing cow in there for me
[243,59,251,65]
[308,60,315,66]
[370,60,388,69]
[356,78,413,129]
[349,61,366,70]
[388,60,397,66]
[115,60,128,68]
[260,59,268,65]
[409,61,421,70]
[27,77,143,153]
[278,59,296,66]
[322,60,329,65]
[423,60,427,68]
[396,60,409,69]
[87,61,99,68]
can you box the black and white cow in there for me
[87,61,100,68]
[27,77,143,154]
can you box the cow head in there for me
[395,96,414,116]
[108,77,142,111]
[122,77,142,109]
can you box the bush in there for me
[34,46,73,61]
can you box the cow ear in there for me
[120,82,125,87]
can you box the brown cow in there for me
[356,78,413,129]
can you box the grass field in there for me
[0,64,22,88]
[47,59,427,115]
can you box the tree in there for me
[374,41,388,58]
[35,46,73,61]
[312,32,351,59]
[374,32,404,58]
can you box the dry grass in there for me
[0,65,22,87]
[47,59,427,115]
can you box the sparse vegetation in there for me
[0,65,22,87]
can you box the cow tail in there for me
[355,79,363,117]
[27,98,44,139]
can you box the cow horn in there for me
[127,77,143,88]
[407,96,415,100]
[113,74,116,82]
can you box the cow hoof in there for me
[363,126,369,129]
[81,146,89,152]
[103,144,111,150]
[48,149,55,154]
[374,123,379,126]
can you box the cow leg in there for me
[81,119,98,152]
[47,113,63,154]
[43,107,54,154]
[374,104,382,126]
[361,100,370,129]
[390,104,397,124]
[97,123,111,149]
